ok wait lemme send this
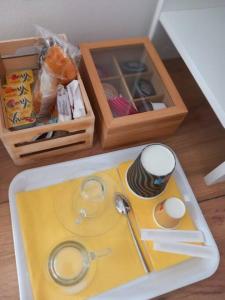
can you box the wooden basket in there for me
[0,36,95,165]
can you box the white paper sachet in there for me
[152,102,167,110]
[154,241,215,258]
[141,229,205,243]
[38,66,58,118]
[57,85,72,122]
[67,80,86,119]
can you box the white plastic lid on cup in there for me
[141,144,176,176]
[164,197,186,219]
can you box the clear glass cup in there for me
[54,173,120,236]
[48,240,111,294]
[74,176,106,224]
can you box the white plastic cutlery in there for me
[153,241,215,258]
[141,229,205,243]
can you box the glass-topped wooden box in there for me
[80,37,187,148]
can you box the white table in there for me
[160,6,225,185]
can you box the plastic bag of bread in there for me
[33,26,80,119]
[44,44,77,85]
[33,66,58,119]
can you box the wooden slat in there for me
[101,117,184,148]
[0,34,66,56]
[133,94,164,103]
[14,140,92,166]
[0,55,6,81]
[3,116,93,144]
[78,73,95,118]
[106,106,186,135]
[0,36,40,56]
[0,95,7,136]
[124,71,153,78]
[80,37,159,50]
[111,56,133,100]
[12,132,90,155]
[2,55,38,71]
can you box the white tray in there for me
[9,145,220,300]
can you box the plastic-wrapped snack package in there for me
[44,45,77,85]
[3,93,36,130]
[67,80,86,119]
[33,26,80,120]
[108,96,138,117]
[36,25,80,62]
[57,84,72,122]
[33,66,58,119]
[2,82,31,98]
[6,69,34,85]
[2,72,36,130]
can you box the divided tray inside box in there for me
[91,44,172,116]
[80,38,188,148]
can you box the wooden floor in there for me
[0,58,225,300]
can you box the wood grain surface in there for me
[0,58,225,299]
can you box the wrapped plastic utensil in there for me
[141,229,205,243]
[154,241,215,258]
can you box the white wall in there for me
[0,0,157,45]
[3,0,224,60]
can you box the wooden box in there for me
[80,37,187,148]
[0,36,95,165]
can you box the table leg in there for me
[204,162,225,185]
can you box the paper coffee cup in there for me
[153,197,186,229]
[127,144,176,198]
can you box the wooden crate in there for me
[80,37,187,148]
[0,36,95,165]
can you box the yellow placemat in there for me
[16,168,145,300]
[118,161,197,271]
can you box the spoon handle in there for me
[126,213,150,273]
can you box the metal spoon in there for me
[115,193,150,273]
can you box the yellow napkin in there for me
[16,168,145,300]
[118,161,197,271]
